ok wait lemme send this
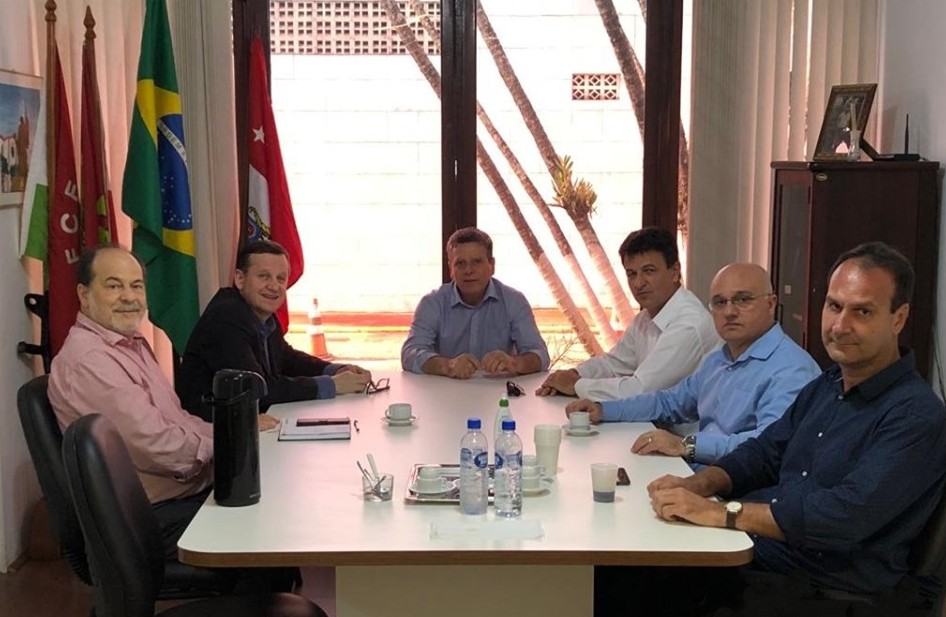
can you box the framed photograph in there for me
[813,83,877,161]
[0,69,41,209]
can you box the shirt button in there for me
[817,432,823,438]
[771,498,778,503]
[837,395,843,400]
[802,471,808,477]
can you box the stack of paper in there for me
[278,417,351,441]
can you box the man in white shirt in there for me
[536,227,719,400]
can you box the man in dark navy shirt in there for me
[598,242,946,616]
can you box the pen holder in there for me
[363,473,394,502]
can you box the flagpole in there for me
[45,0,56,188]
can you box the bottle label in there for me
[495,453,505,469]
[473,451,489,469]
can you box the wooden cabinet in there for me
[769,161,939,378]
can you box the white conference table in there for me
[179,372,753,616]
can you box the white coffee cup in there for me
[521,466,542,491]
[569,411,591,431]
[534,424,562,477]
[590,463,618,503]
[386,403,412,421]
[414,466,445,492]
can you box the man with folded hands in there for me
[566,263,820,466]
[596,242,946,616]
[178,239,373,422]
[401,227,550,378]
[536,226,719,400]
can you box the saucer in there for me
[522,486,550,497]
[382,415,417,426]
[562,424,598,437]
[410,478,456,495]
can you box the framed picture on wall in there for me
[0,69,41,209]
[813,83,877,161]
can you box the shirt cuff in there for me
[693,432,724,464]
[314,375,337,399]
[411,351,438,374]
[325,363,345,376]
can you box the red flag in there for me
[246,35,304,333]
[48,51,82,357]
[80,10,119,248]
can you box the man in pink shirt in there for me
[49,246,214,558]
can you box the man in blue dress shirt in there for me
[401,227,550,378]
[596,242,946,616]
[567,263,820,466]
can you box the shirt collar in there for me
[650,286,687,331]
[449,278,499,308]
[75,312,147,349]
[256,315,278,338]
[830,347,916,401]
[724,322,783,363]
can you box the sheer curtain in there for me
[687,0,879,300]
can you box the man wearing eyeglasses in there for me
[566,263,820,466]
[401,227,550,378]
[178,240,372,423]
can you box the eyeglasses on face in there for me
[365,377,390,395]
[708,293,771,312]
[506,381,524,397]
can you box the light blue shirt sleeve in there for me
[401,293,442,373]
[599,366,703,424]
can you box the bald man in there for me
[566,263,821,466]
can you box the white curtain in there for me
[687,0,879,300]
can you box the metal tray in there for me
[404,463,494,505]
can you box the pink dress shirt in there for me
[49,313,214,503]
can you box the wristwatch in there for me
[725,501,743,529]
[682,434,697,463]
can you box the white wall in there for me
[880,0,946,396]
[0,0,42,571]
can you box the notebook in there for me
[278,416,352,441]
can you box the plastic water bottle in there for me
[459,417,489,515]
[493,396,512,445]
[494,419,522,518]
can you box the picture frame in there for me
[812,83,877,161]
[0,69,42,209]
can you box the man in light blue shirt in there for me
[401,227,550,378]
[567,263,820,466]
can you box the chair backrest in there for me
[62,414,166,617]
[909,484,946,578]
[16,375,91,585]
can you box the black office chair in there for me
[17,375,93,584]
[62,413,327,617]
[17,376,230,598]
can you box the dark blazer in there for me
[177,287,331,420]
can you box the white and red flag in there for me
[246,35,304,333]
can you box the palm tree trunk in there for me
[475,0,635,329]
[380,0,603,356]
[595,0,690,237]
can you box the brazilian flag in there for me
[122,0,197,354]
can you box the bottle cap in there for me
[499,397,509,408]
[467,417,481,429]
[501,419,516,431]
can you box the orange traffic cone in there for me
[308,297,331,359]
